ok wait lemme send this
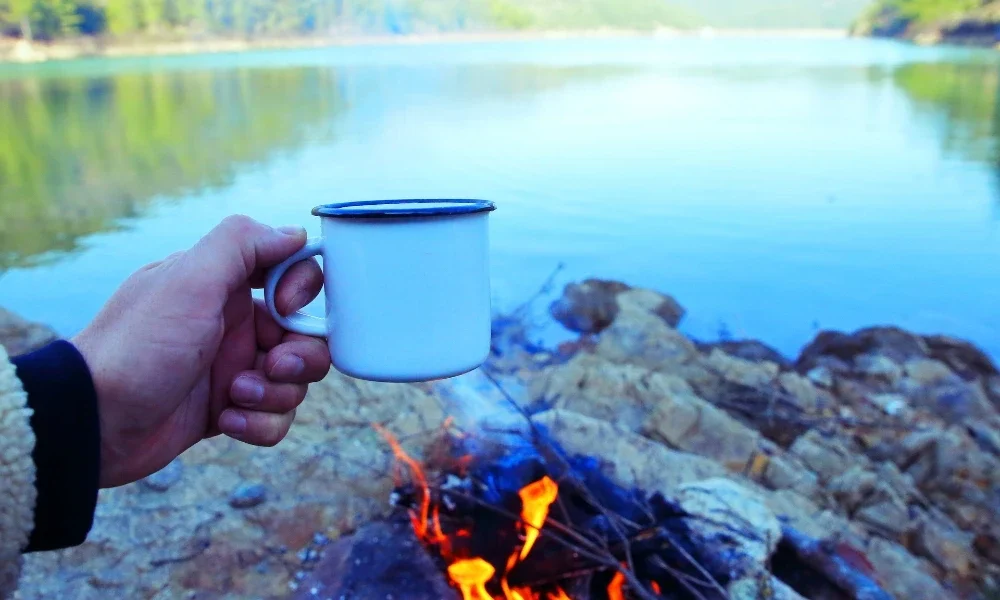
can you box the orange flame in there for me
[651,581,661,595]
[518,476,559,560]
[449,558,496,600]
[607,570,626,600]
[374,424,431,539]
[377,425,572,600]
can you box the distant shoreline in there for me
[0,27,848,64]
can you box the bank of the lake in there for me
[0,27,847,63]
[6,278,1000,599]
[852,2,1000,48]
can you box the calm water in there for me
[1,37,999,359]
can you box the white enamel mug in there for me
[264,199,496,383]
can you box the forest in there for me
[0,0,874,42]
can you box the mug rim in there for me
[312,199,496,219]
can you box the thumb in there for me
[184,215,307,297]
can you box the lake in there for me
[1,36,999,360]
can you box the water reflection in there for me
[0,62,628,270]
[891,61,1000,197]
[0,67,346,269]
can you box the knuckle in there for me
[221,214,256,234]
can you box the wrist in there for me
[70,329,124,488]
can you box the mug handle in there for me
[264,237,327,337]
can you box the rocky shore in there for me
[4,281,999,599]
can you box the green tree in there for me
[9,0,33,40]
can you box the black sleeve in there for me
[11,340,101,552]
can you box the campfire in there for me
[373,418,718,600]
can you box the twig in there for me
[482,370,660,600]
[511,263,565,319]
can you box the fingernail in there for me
[220,410,247,436]
[277,225,306,237]
[288,291,308,312]
[272,354,305,379]
[232,376,265,405]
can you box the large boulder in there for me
[531,409,726,495]
[549,280,685,335]
[796,327,931,370]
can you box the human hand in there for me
[72,215,331,488]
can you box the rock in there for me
[140,459,183,492]
[912,513,974,577]
[0,306,58,356]
[913,380,995,423]
[903,358,958,386]
[532,409,726,495]
[865,537,953,600]
[986,375,1000,406]
[529,354,685,432]
[806,366,834,388]
[868,393,909,417]
[973,528,1000,563]
[549,279,631,334]
[924,334,998,379]
[549,280,684,335]
[292,520,458,600]
[704,349,780,388]
[676,478,782,567]
[966,421,1000,456]
[229,483,268,509]
[778,371,824,414]
[532,354,766,473]
[728,573,807,600]
[593,298,699,370]
[827,465,879,512]
[796,327,930,372]
[790,430,861,482]
[854,496,911,540]
[854,354,903,386]
[618,287,686,329]
[761,455,822,500]
[640,376,763,473]
[698,339,790,369]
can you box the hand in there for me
[72,215,331,488]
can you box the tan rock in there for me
[777,371,823,414]
[904,358,958,386]
[704,348,779,388]
[529,354,689,432]
[531,409,725,495]
[865,537,953,600]
[854,353,903,386]
[912,513,974,578]
[594,298,700,370]
[640,385,762,473]
[761,455,822,500]
[827,465,879,512]
[789,430,863,482]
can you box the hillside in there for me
[1,0,878,43]
[852,0,1000,45]
[674,0,871,28]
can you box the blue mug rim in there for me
[312,199,496,219]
